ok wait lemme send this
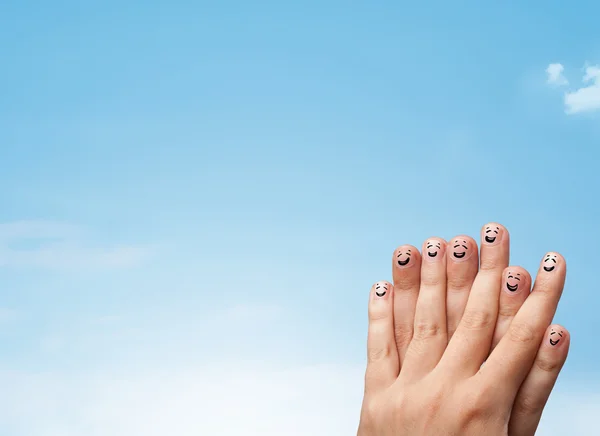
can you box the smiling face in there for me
[452,239,469,259]
[543,254,558,272]
[549,328,564,346]
[396,248,412,267]
[484,225,500,244]
[374,282,389,298]
[506,271,521,292]
[425,240,442,258]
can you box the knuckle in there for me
[459,387,494,425]
[461,309,495,331]
[413,320,443,340]
[535,354,561,373]
[359,398,381,432]
[514,393,542,416]
[417,387,444,422]
[421,274,443,287]
[508,321,538,345]
[447,274,473,292]
[498,304,518,318]
[369,309,390,322]
[394,324,413,349]
[363,398,380,420]
[394,276,417,291]
[367,344,392,363]
[479,257,501,272]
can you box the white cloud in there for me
[0,363,596,436]
[0,363,364,436]
[564,65,600,114]
[0,302,596,435]
[546,63,569,86]
[0,220,153,271]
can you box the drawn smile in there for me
[549,329,563,346]
[484,225,500,244]
[452,239,468,259]
[506,272,521,292]
[543,254,557,272]
[375,282,389,298]
[425,240,442,259]
[396,248,412,267]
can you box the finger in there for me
[364,281,398,395]
[441,223,509,376]
[492,266,531,350]
[481,252,566,394]
[401,237,447,380]
[392,245,421,366]
[446,235,478,340]
[508,324,570,436]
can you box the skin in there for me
[361,223,569,436]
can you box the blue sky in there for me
[1,1,600,434]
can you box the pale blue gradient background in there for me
[1,1,599,434]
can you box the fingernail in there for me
[547,326,565,348]
[373,281,390,300]
[504,269,524,295]
[482,223,503,246]
[423,239,445,263]
[448,236,473,262]
[395,247,415,269]
[542,252,558,273]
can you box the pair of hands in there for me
[358,223,568,436]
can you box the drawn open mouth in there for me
[398,258,410,266]
[428,252,437,257]
[543,266,555,272]
[376,291,386,297]
[485,236,496,243]
[506,283,518,292]
[550,339,559,346]
[453,252,465,259]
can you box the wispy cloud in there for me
[565,65,600,114]
[546,63,569,86]
[0,363,364,436]
[0,220,154,271]
[0,363,594,436]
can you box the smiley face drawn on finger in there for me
[549,328,564,346]
[396,249,412,267]
[426,240,442,258]
[484,225,500,244]
[543,254,558,272]
[452,239,469,259]
[506,271,521,292]
[374,282,389,298]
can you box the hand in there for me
[358,223,569,436]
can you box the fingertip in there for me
[540,252,566,274]
[481,222,509,246]
[447,234,477,263]
[393,245,420,270]
[545,324,570,352]
[422,237,446,263]
[501,266,532,296]
[371,280,392,301]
